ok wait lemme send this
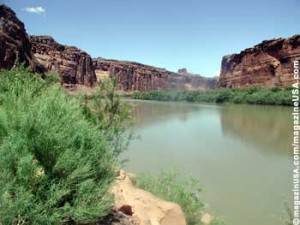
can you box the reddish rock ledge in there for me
[30,35,97,86]
[93,58,217,92]
[218,35,300,88]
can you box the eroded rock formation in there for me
[93,58,217,91]
[0,4,215,90]
[219,35,300,88]
[0,4,42,72]
[30,35,97,86]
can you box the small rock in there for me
[118,205,134,216]
[111,171,187,225]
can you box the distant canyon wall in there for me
[93,58,217,91]
[2,4,299,91]
[218,35,300,88]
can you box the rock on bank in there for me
[111,170,186,225]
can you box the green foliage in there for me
[133,170,206,225]
[79,77,133,157]
[215,90,232,103]
[0,68,129,225]
[131,86,293,106]
[45,71,61,84]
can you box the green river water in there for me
[121,99,292,225]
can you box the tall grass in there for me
[0,68,128,225]
[134,170,224,225]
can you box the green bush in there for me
[131,86,292,106]
[45,71,61,84]
[81,78,133,156]
[0,68,128,225]
[215,90,232,103]
[232,92,246,104]
[134,170,204,225]
[133,170,227,225]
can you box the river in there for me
[121,99,292,225]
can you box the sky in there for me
[2,0,299,77]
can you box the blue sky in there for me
[2,0,299,77]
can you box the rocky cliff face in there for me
[93,58,217,91]
[0,4,215,90]
[219,35,300,88]
[30,35,97,86]
[0,4,42,72]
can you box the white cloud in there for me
[24,6,46,14]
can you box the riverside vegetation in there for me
[0,68,219,225]
[131,87,292,106]
[0,67,130,225]
[134,170,225,225]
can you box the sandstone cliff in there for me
[218,35,300,88]
[30,35,97,86]
[93,58,217,91]
[0,4,42,72]
[0,4,216,91]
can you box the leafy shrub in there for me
[276,91,292,106]
[81,78,133,156]
[245,86,260,94]
[271,86,281,93]
[0,68,128,225]
[134,170,225,225]
[232,92,246,104]
[215,90,232,103]
[284,86,293,91]
[134,170,205,225]
[131,86,292,106]
[45,71,61,84]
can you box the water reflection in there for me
[125,99,218,127]
[126,99,292,157]
[220,105,292,156]
[123,100,292,225]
